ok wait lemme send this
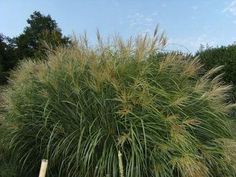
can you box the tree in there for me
[15,11,70,59]
[0,11,70,84]
[0,36,4,83]
[0,35,5,72]
[0,34,16,84]
[196,44,236,100]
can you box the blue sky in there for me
[1,0,236,53]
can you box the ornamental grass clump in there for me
[4,30,236,177]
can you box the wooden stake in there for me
[38,159,48,177]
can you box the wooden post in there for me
[38,159,48,177]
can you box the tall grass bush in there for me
[3,31,236,177]
[0,86,17,177]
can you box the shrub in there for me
[4,32,236,177]
[0,86,16,177]
[0,126,16,177]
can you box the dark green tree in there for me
[0,34,16,84]
[0,11,70,84]
[0,35,5,74]
[15,11,70,59]
[196,44,236,99]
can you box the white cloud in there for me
[111,0,119,7]
[127,12,158,33]
[161,3,167,8]
[192,5,199,11]
[223,0,236,15]
[168,34,217,53]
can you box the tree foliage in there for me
[0,11,70,84]
[0,34,8,82]
[197,44,236,97]
[0,34,16,83]
[15,11,70,59]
